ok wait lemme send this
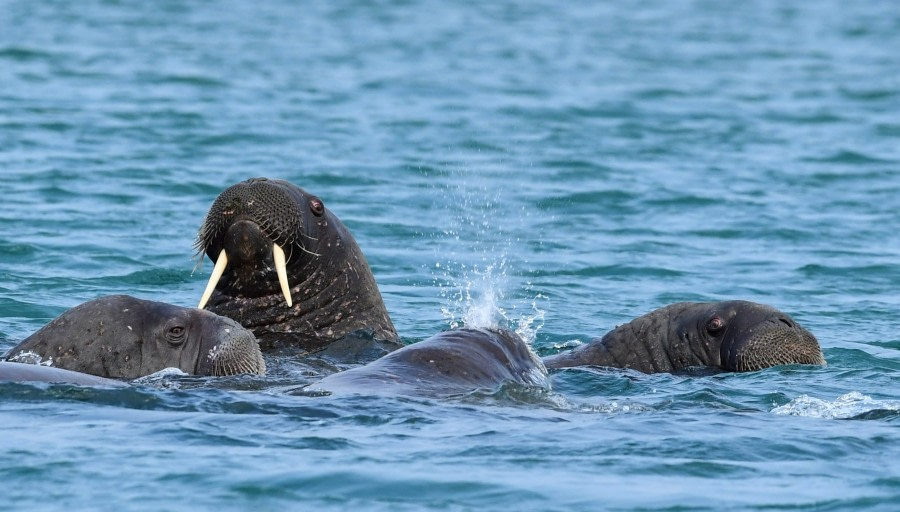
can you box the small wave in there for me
[764,110,846,124]
[0,240,37,257]
[120,267,193,285]
[138,72,229,89]
[802,150,894,165]
[876,123,900,137]
[0,46,55,62]
[838,87,898,101]
[772,391,900,420]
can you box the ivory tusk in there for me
[272,243,293,307]
[198,249,228,309]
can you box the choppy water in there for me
[2,1,900,510]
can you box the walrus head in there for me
[5,295,266,379]
[194,178,398,350]
[712,301,825,372]
[544,300,825,373]
[195,177,328,309]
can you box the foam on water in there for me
[772,391,900,419]
[6,350,52,367]
[134,367,190,386]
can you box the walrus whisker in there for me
[198,249,228,309]
[296,242,322,258]
[190,254,205,275]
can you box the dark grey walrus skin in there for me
[195,177,400,356]
[543,301,825,373]
[3,295,266,379]
[306,328,549,397]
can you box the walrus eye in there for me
[309,198,325,216]
[706,316,725,334]
[166,325,186,345]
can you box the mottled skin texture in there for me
[307,328,549,397]
[0,361,126,387]
[4,295,266,379]
[544,301,825,373]
[196,178,399,354]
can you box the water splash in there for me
[772,391,900,419]
[428,170,546,343]
[438,259,508,330]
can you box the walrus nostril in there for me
[778,318,795,328]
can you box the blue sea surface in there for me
[2,1,900,510]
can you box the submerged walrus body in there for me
[307,328,549,397]
[195,178,399,357]
[4,295,266,379]
[0,361,126,387]
[544,301,825,373]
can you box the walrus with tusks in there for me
[543,300,825,373]
[195,177,400,355]
[3,295,266,379]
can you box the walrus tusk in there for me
[272,243,293,307]
[198,249,228,309]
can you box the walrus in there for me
[194,177,399,355]
[543,301,825,373]
[306,328,549,397]
[3,295,266,379]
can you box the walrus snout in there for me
[724,318,825,372]
[225,220,272,266]
[196,316,266,377]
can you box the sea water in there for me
[2,1,900,510]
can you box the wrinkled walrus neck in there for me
[205,254,397,353]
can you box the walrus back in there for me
[308,328,549,397]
